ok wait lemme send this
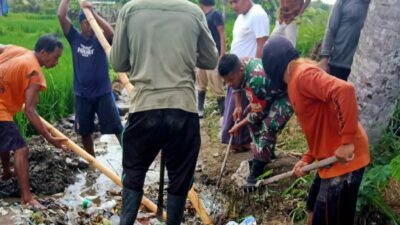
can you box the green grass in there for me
[296,7,329,56]
[0,13,74,137]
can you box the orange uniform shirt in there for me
[0,45,46,121]
[287,60,370,178]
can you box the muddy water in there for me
[60,134,123,209]
[59,132,169,220]
[58,133,227,224]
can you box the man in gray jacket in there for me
[110,0,218,224]
[318,0,370,81]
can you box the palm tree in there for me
[350,0,400,144]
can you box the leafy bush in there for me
[391,155,400,181]
[357,102,400,223]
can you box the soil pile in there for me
[0,117,87,199]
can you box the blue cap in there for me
[78,11,86,23]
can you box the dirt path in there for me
[196,116,302,225]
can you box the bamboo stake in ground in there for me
[40,117,166,220]
[77,1,213,224]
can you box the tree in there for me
[350,0,400,144]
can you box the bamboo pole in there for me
[77,0,133,95]
[77,1,213,224]
[188,188,213,225]
[40,117,167,220]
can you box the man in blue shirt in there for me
[197,0,226,118]
[58,0,122,156]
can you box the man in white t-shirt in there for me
[230,0,269,58]
[221,0,269,153]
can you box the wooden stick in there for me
[77,0,133,94]
[40,117,167,220]
[77,2,213,224]
[257,156,338,186]
[188,188,213,225]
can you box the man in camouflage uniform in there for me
[218,54,293,185]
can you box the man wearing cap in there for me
[58,0,122,156]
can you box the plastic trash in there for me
[81,198,93,209]
[226,222,239,225]
[86,206,101,216]
[100,200,116,211]
[239,216,256,225]
[109,215,120,225]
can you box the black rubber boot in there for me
[166,193,187,225]
[197,90,206,118]
[246,159,267,185]
[270,150,276,160]
[120,188,143,225]
[217,97,225,115]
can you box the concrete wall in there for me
[350,0,400,144]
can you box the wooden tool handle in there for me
[40,116,167,220]
[260,156,338,186]
[77,0,133,94]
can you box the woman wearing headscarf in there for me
[262,37,370,225]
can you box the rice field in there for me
[0,13,74,137]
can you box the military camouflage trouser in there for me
[248,94,293,162]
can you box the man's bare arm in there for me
[256,36,268,58]
[57,0,72,35]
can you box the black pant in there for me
[122,109,200,196]
[306,168,365,225]
[329,64,351,81]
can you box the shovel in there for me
[243,156,338,193]
[210,120,239,220]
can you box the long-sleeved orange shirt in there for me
[287,60,370,178]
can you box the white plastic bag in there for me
[239,216,256,225]
[226,221,239,225]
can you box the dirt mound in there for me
[383,179,400,216]
[0,119,87,198]
[197,115,303,224]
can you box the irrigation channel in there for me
[0,90,233,225]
